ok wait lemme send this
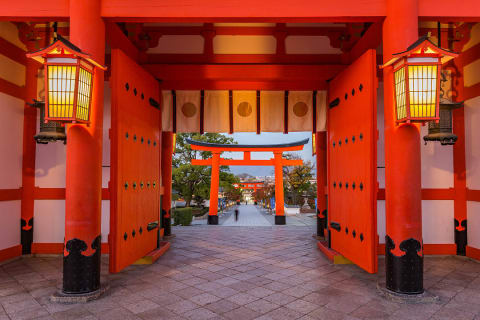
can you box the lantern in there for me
[26,35,106,124]
[382,35,458,123]
[30,100,67,144]
[423,98,463,145]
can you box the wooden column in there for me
[315,132,327,237]
[20,42,39,254]
[208,152,220,225]
[63,0,105,294]
[383,0,423,294]
[161,132,173,236]
[274,152,286,225]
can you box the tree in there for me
[172,133,239,207]
[283,154,316,206]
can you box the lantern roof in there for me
[382,35,458,68]
[26,35,106,70]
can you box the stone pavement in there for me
[1,226,480,319]
[222,205,271,226]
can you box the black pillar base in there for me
[21,218,33,255]
[162,209,172,237]
[316,209,325,237]
[63,235,101,294]
[208,215,219,225]
[275,215,286,225]
[385,235,424,295]
[454,219,467,256]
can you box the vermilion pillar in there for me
[161,132,173,236]
[383,0,423,294]
[315,132,327,237]
[63,0,105,294]
[208,152,220,225]
[20,43,39,254]
[274,152,286,225]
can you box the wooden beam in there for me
[0,78,25,100]
[144,64,344,90]
[105,22,145,63]
[1,0,480,21]
[346,21,383,64]
[192,158,303,166]
[0,38,26,65]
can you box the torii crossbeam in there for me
[187,138,308,225]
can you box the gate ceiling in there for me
[110,49,161,273]
[327,49,378,273]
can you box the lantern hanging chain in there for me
[53,22,58,41]
[437,22,442,48]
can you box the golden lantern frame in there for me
[26,35,106,124]
[382,35,458,124]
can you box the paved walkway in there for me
[1,226,480,319]
[222,205,271,226]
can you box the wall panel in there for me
[0,201,21,250]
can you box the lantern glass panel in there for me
[77,68,93,122]
[394,66,407,121]
[47,65,77,119]
[408,64,437,119]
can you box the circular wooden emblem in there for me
[293,102,308,117]
[181,102,197,118]
[237,102,252,117]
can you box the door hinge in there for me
[330,221,341,232]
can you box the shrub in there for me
[173,207,193,226]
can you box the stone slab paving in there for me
[222,205,271,227]
[1,226,480,319]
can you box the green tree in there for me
[172,133,239,207]
[283,153,316,206]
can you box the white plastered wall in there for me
[464,23,480,250]
[377,82,454,246]
[0,23,25,251]
[33,83,112,245]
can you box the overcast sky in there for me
[221,132,315,177]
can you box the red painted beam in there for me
[0,38,27,65]
[0,78,25,100]
[105,22,145,63]
[346,21,383,64]
[0,189,22,201]
[146,54,344,65]
[1,0,480,21]
[192,158,303,166]
[145,64,344,90]
[377,188,456,200]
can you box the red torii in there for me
[233,181,264,193]
[187,138,308,225]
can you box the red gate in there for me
[109,49,162,273]
[327,49,378,273]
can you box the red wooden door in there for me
[327,49,378,273]
[110,49,162,273]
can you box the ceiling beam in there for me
[144,64,344,90]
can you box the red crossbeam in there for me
[192,158,302,166]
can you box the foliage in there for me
[172,133,239,207]
[283,153,316,206]
[173,207,193,226]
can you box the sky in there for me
[220,131,315,177]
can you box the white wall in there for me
[376,82,454,245]
[0,23,26,251]
[32,84,112,244]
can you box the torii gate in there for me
[233,181,264,193]
[187,138,308,225]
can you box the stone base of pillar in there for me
[377,284,438,304]
[208,215,219,225]
[51,282,109,304]
[275,215,286,225]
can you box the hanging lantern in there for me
[423,98,463,145]
[382,35,458,124]
[26,35,106,124]
[30,100,67,144]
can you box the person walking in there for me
[234,208,239,222]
